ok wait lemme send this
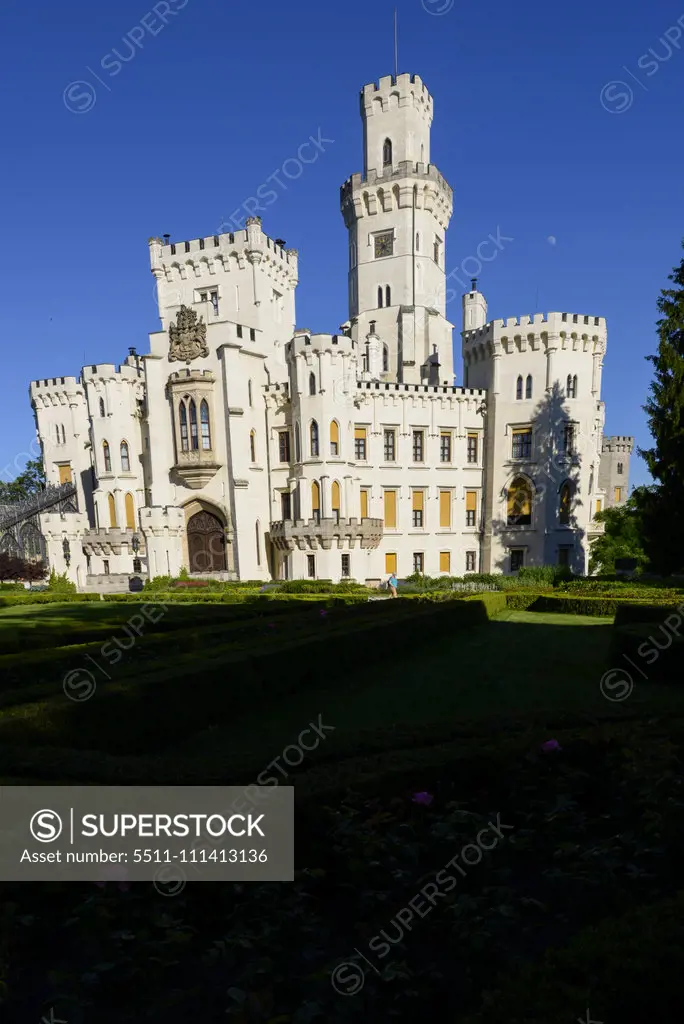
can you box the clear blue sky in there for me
[2,0,683,488]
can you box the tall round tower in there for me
[340,74,454,386]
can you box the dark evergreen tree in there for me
[639,244,684,572]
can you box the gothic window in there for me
[102,441,111,473]
[516,375,523,400]
[378,286,383,308]
[125,492,135,530]
[330,420,339,456]
[309,372,316,396]
[310,420,319,457]
[179,402,189,452]
[383,345,389,373]
[295,423,301,462]
[559,481,572,525]
[385,285,391,306]
[200,400,211,450]
[248,380,253,407]
[311,480,321,522]
[383,138,392,166]
[567,374,578,398]
[108,492,117,528]
[507,476,533,526]
[189,400,199,450]
[525,374,533,399]
[120,441,130,472]
[99,397,105,417]
[250,430,256,463]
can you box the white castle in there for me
[30,73,633,590]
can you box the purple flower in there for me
[412,791,434,806]
[541,739,562,753]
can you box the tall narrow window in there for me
[525,374,533,399]
[383,138,392,166]
[383,344,389,372]
[310,420,319,457]
[383,428,396,462]
[248,380,253,407]
[189,400,199,450]
[516,375,523,400]
[295,423,301,462]
[378,286,383,308]
[416,232,420,252]
[562,423,576,454]
[439,490,451,529]
[413,552,424,574]
[125,493,135,530]
[559,481,572,525]
[311,481,321,523]
[309,372,316,396]
[412,430,424,463]
[567,374,577,398]
[360,488,369,519]
[332,481,341,521]
[102,441,111,473]
[384,490,397,528]
[439,551,451,573]
[412,490,424,528]
[120,441,130,472]
[330,420,340,456]
[107,493,117,528]
[507,477,533,526]
[440,431,452,463]
[179,402,189,452]
[617,462,624,475]
[250,430,256,463]
[467,433,478,464]
[354,426,367,461]
[385,552,397,575]
[465,490,477,527]
[99,397,105,417]
[595,499,602,517]
[614,486,623,503]
[307,554,316,578]
[279,431,291,463]
[200,400,211,450]
[385,285,391,306]
[341,553,351,577]
[466,551,477,572]
[255,520,261,565]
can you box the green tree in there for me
[639,243,684,572]
[0,458,46,504]
[588,490,649,575]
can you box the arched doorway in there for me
[187,510,226,573]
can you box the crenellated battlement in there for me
[168,369,216,384]
[602,435,635,451]
[341,162,452,204]
[355,380,486,399]
[149,222,298,271]
[288,331,357,357]
[361,74,433,122]
[463,310,607,351]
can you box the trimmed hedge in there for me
[0,592,101,607]
[610,622,684,682]
[504,592,680,617]
[614,600,684,626]
[467,892,684,1023]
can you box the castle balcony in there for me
[587,520,605,537]
[172,449,223,490]
[82,528,147,557]
[268,517,384,552]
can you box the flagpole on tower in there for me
[394,8,398,77]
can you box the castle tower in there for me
[340,74,454,386]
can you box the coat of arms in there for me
[169,305,209,363]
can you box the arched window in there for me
[378,286,383,308]
[330,420,340,456]
[120,441,130,472]
[250,430,256,463]
[255,520,261,566]
[525,374,533,399]
[309,372,316,396]
[102,441,111,473]
[189,399,198,450]
[311,480,320,521]
[107,493,117,528]
[331,480,341,520]
[567,374,577,398]
[385,285,391,306]
[248,380,253,407]
[200,400,211,450]
[99,397,105,418]
[295,422,301,462]
[310,420,319,457]
[383,345,389,373]
[416,232,420,252]
[516,375,523,400]
[383,138,392,166]
[507,476,533,526]
[559,481,572,525]
[125,492,135,530]
[179,402,189,452]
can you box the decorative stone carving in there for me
[169,306,209,363]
